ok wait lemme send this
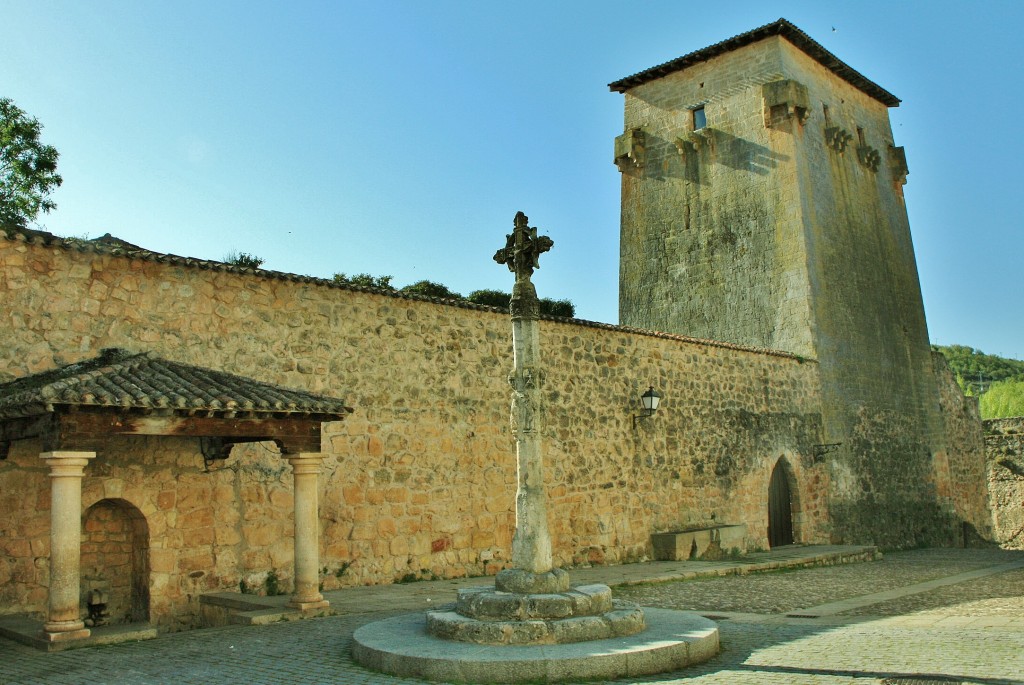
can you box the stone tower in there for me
[611,19,953,546]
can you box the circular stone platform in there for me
[352,608,719,683]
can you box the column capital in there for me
[286,452,324,475]
[41,451,96,476]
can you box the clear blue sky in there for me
[4,1,1021,359]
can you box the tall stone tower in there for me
[611,19,953,546]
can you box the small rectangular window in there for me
[692,106,706,131]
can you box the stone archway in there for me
[767,458,795,548]
[81,499,150,624]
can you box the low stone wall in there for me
[985,417,1024,549]
[934,353,993,543]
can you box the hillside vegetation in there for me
[933,344,1024,419]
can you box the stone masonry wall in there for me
[0,232,827,629]
[985,417,1024,549]
[932,353,992,542]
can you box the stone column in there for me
[287,453,329,610]
[493,212,567,595]
[508,287,553,574]
[41,450,95,642]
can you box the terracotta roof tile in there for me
[609,18,900,107]
[0,348,353,420]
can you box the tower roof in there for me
[608,18,900,107]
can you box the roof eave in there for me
[608,18,900,108]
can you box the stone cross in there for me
[494,211,554,285]
[493,211,560,584]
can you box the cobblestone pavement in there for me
[3,549,1023,685]
[613,548,1024,615]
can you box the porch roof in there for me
[0,348,352,421]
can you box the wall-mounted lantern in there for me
[633,386,662,429]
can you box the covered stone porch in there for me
[0,348,351,650]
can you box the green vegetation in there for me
[933,344,1024,418]
[1,98,62,228]
[224,251,265,269]
[401,280,461,299]
[332,272,394,289]
[329,275,576,317]
[979,379,1024,419]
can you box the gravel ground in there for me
[613,548,1024,615]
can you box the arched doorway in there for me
[767,459,794,548]
[81,499,150,624]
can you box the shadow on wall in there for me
[622,129,789,185]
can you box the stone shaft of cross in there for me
[495,211,555,574]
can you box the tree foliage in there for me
[933,344,1024,395]
[467,289,510,308]
[466,289,575,317]
[333,272,394,289]
[979,378,1024,419]
[324,272,577,315]
[401,280,461,299]
[0,98,62,227]
[224,251,265,269]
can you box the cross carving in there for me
[493,211,554,284]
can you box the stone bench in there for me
[651,524,747,561]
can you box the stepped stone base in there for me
[427,600,644,645]
[352,608,719,683]
[427,580,645,645]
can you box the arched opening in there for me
[81,499,150,625]
[767,459,794,548]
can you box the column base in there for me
[41,620,90,642]
[288,597,329,611]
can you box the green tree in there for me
[979,378,1024,419]
[540,298,575,318]
[224,251,265,269]
[933,344,1024,395]
[467,289,511,308]
[466,289,575,317]
[0,98,62,227]
[333,272,394,289]
[400,280,462,299]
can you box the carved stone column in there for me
[41,450,95,642]
[287,453,329,610]
[492,212,565,594]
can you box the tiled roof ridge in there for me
[608,17,900,107]
[2,225,812,361]
[35,347,148,402]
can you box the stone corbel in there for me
[888,145,909,186]
[676,127,713,155]
[857,145,881,172]
[762,79,811,129]
[614,128,645,171]
[825,126,854,153]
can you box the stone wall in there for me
[933,353,992,543]
[0,231,828,629]
[985,417,1024,549]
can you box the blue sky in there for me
[3,1,1022,359]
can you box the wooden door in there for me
[768,461,793,548]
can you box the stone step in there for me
[229,608,294,626]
